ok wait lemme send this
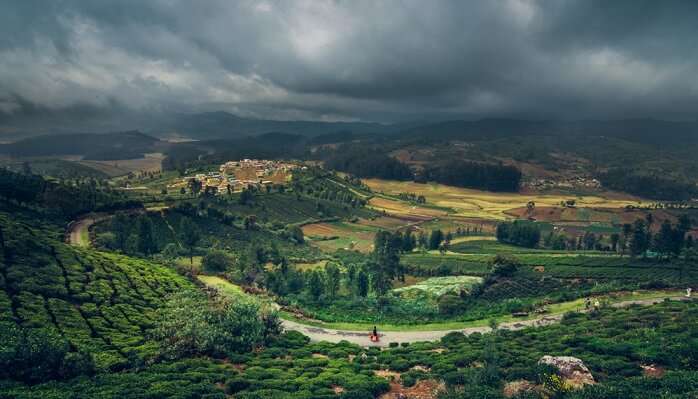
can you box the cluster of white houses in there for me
[177,159,301,195]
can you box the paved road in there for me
[282,296,692,347]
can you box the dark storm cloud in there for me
[0,0,697,127]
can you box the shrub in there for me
[438,294,466,315]
[389,358,410,372]
[0,325,94,384]
[202,250,234,273]
[153,291,279,359]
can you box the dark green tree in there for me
[630,219,649,257]
[136,216,157,255]
[429,229,444,250]
[356,268,369,297]
[111,212,130,251]
[325,263,341,298]
[179,217,201,266]
[307,270,324,301]
[202,250,233,273]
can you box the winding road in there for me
[67,215,105,246]
[66,215,693,347]
[281,296,692,347]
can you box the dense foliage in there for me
[421,160,522,192]
[0,168,140,218]
[496,220,542,248]
[322,146,413,180]
[599,168,698,200]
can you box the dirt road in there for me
[281,296,692,347]
[67,217,99,247]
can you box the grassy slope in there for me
[0,212,192,370]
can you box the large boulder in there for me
[538,355,595,388]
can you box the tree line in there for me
[0,168,141,218]
[599,169,698,200]
[419,160,522,192]
[496,215,695,259]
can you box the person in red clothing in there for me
[370,326,379,342]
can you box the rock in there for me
[538,355,595,388]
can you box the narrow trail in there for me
[281,296,693,347]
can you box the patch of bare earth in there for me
[503,380,537,398]
[379,379,445,399]
[332,386,345,394]
[642,364,666,378]
[374,370,402,381]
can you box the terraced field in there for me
[0,213,191,370]
[362,178,648,220]
[402,251,698,283]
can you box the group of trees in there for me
[322,146,413,180]
[0,168,140,218]
[620,215,694,259]
[291,168,367,208]
[599,169,698,200]
[419,160,522,192]
[397,192,426,203]
[497,214,695,258]
[104,213,202,262]
[496,221,541,248]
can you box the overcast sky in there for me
[1,0,698,128]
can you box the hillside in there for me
[0,131,161,160]
[0,211,190,371]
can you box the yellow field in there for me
[363,178,647,220]
[368,196,448,218]
[294,260,329,271]
[77,153,165,176]
[448,235,496,244]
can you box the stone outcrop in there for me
[538,355,595,388]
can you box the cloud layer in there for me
[1,0,697,128]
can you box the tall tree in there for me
[307,271,324,301]
[621,223,632,256]
[325,263,341,298]
[179,217,201,266]
[629,219,649,258]
[356,269,369,297]
[111,212,130,251]
[136,216,157,255]
[429,229,444,250]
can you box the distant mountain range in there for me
[3,109,698,146]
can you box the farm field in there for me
[78,153,165,176]
[302,214,432,253]
[392,275,483,297]
[362,178,649,220]
[302,220,378,252]
[402,251,698,283]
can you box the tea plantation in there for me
[0,212,190,370]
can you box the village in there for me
[171,159,300,195]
